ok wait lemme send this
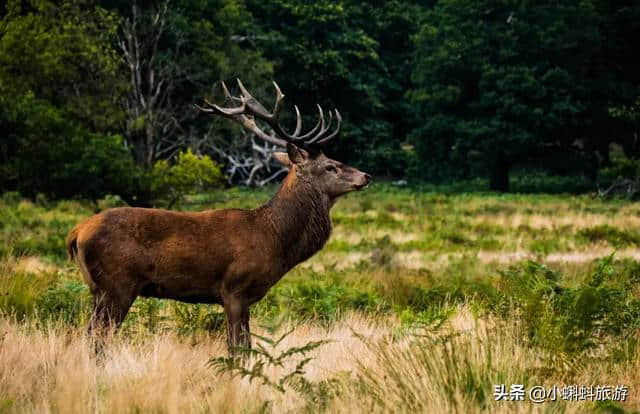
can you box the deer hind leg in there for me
[241,310,251,350]
[88,287,137,335]
[223,296,251,354]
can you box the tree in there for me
[0,0,124,129]
[409,0,632,191]
[110,0,274,170]
[117,1,181,169]
[0,0,143,200]
[245,0,417,177]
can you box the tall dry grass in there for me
[1,308,637,413]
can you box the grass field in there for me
[1,185,640,413]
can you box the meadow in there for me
[1,185,640,413]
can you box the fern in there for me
[208,327,338,409]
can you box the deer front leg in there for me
[223,295,251,354]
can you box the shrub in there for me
[509,171,594,194]
[577,225,640,248]
[598,145,640,184]
[96,194,127,211]
[209,327,339,411]
[151,149,225,208]
[256,270,389,324]
[369,235,398,269]
[171,302,225,335]
[0,91,144,201]
[0,255,90,324]
[35,279,91,324]
[496,256,640,355]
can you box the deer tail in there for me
[65,225,80,261]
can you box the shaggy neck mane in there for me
[256,168,332,270]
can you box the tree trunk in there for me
[489,152,510,192]
[144,117,155,170]
[132,137,148,169]
[129,123,154,171]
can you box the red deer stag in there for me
[66,80,371,350]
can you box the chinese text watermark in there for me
[494,384,629,403]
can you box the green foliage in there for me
[257,269,388,324]
[0,255,91,324]
[246,0,419,176]
[0,0,124,127]
[496,256,640,355]
[408,0,639,189]
[509,172,595,194]
[577,225,640,248]
[395,305,456,339]
[125,297,168,334]
[2,189,640,411]
[0,1,145,201]
[0,199,91,260]
[209,327,339,410]
[0,0,639,196]
[35,279,91,324]
[599,145,640,184]
[610,96,640,126]
[171,302,225,335]
[96,194,127,211]
[151,149,225,208]
[0,0,270,200]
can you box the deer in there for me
[65,80,371,351]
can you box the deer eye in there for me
[325,165,338,173]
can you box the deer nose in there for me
[364,173,372,183]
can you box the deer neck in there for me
[258,169,332,269]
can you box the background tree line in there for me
[1,0,639,203]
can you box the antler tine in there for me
[193,103,214,113]
[292,104,324,140]
[237,79,298,140]
[292,105,302,136]
[220,80,241,103]
[271,81,286,119]
[314,109,342,145]
[202,96,247,116]
[195,79,342,149]
[194,80,288,148]
[296,105,326,143]
[306,108,334,144]
[237,79,271,117]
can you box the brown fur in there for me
[66,144,370,350]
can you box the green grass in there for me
[2,185,640,412]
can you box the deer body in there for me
[67,82,370,349]
[68,170,332,306]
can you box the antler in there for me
[195,79,342,148]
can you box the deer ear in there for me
[272,152,291,166]
[286,142,308,164]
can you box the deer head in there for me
[195,80,371,200]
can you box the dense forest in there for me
[1,0,639,203]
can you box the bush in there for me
[256,269,388,324]
[35,279,91,324]
[151,149,225,208]
[598,145,640,184]
[577,225,640,248]
[496,256,640,355]
[96,194,127,211]
[0,255,90,324]
[510,172,594,194]
[0,91,145,202]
